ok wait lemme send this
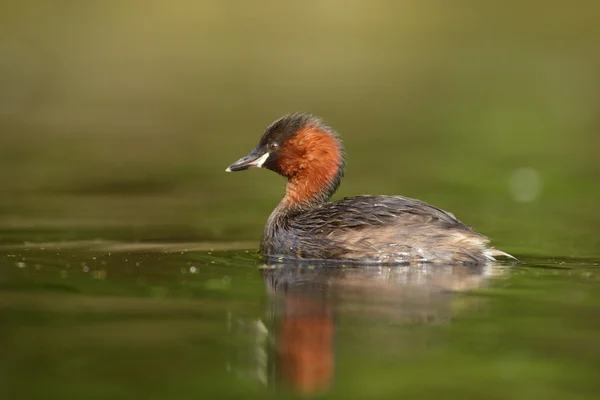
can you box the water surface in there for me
[2,242,599,399]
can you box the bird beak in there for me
[226,150,270,172]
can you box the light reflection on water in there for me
[231,261,507,395]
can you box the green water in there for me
[1,241,600,399]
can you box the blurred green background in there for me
[1,0,599,256]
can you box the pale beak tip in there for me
[225,167,232,172]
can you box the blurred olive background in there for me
[1,0,599,256]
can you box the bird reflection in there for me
[235,262,506,395]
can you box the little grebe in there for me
[226,113,513,264]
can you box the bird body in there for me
[227,113,513,264]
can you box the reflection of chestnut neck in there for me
[279,296,334,395]
[263,263,493,395]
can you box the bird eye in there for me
[268,142,279,151]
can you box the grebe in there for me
[226,113,513,264]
